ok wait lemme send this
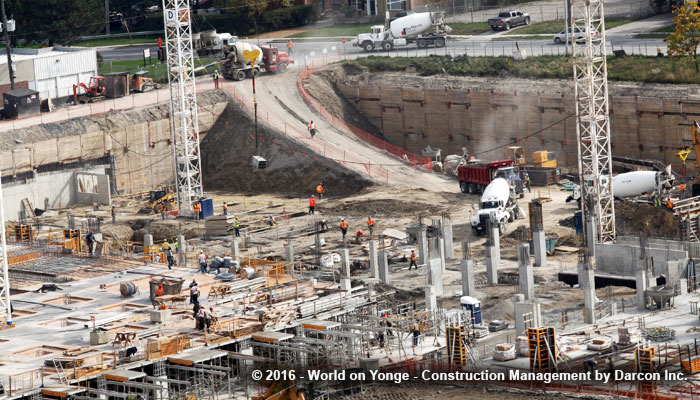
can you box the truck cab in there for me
[356,26,394,52]
[260,46,293,73]
[470,177,519,236]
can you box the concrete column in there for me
[417,229,428,265]
[178,234,186,267]
[518,243,534,300]
[585,213,596,258]
[439,237,446,273]
[378,250,389,284]
[491,224,500,255]
[425,286,437,313]
[285,243,294,275]
[369,240,378,278]
[578,259,596,324]
[636,267,648,310]
[485,245,499,285]
[340,248,350,278]
[461,259,475,297]
[429,237,440,260]
[144,234,153,266]
[442,223,454,259]
[231,238,240,262]
[532,230,547,267]
[428,258,443,296]
[340,278,351,291]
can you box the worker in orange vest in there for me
[409,250,418,270]
[309,195,316,215]
[367,216,375,237]
[286,39,294,57]
[667,199,674,209]
[355,229,364,243]
[316,183,324,199]
[308,121,316,138]
[681,183,687,200]
[339,218,348,242]
[193,202,200,220]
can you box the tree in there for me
[8,0,105,45]
[666,1,700,73]
[214,0,270,34]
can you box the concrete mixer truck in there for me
[353,12,452,52]
[221,42,292,81]
[471,177,521,236]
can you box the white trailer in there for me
[353,12,452,52]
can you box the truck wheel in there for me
[278,62,287,73]
[505,23,511,31]
[468,183,476,194]
[554,37,562,44]
[362,41,374,52]
[499,221,507,235]
[460,182,468,193]
[382,41,392,51]
[435,38,446,48]
[525,17,530,25]
[417,39,428,49]
[235,70,246,81]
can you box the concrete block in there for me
[514,297,541,336]
[378,250,389,284]
[461,259,475,297]
[144,234,154,247]
[680,278,688,295]
[150,309,172,323]
[532,230,547,267]
[90,329,112,345]
[369,240,378,278]
[425,286,437,313]
[417,229,428,265]
[428,258,443,297]
[442,223,454,259]
[231,238,240,262]
[340,248,350,278]
[340,278,352,291]
[485,246,498,285]
[285,243,294,274]
[518,243,534,300]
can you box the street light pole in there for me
[1,0,13,90]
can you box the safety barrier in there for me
[297,67,432,171]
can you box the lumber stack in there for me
[205,215,235,236]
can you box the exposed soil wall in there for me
[201,95,372,197]
[308,64,700,175]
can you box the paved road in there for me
[98,45,160,61]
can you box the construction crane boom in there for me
[571,0,616,244]
[162,0,203,214]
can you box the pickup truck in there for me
[488,10,530,31]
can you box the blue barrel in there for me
[200,198,214,219]
[460,296,482,325]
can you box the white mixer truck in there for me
[471,177,520,236]
[221,41,292,81]
[353,12,452,52]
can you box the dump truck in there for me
[353,12,452,52]
[221,42,292,81]
[471,177,520,236]
[457,160,523,196]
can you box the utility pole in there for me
[1,0,13,90]
[105,0,110,36]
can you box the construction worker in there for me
[156,284,165,297]
[213,69,220,90]
[667,199,674,210]
[653,194,660,207]
[286,39,294,57]
[193,202,200,220]
[355,229,364,243]
[409,250,418,270]
[162,240,170,251]
[309,195,316,215]
[320,218,329,231]
[411,323,420,355]
[166,247,174,270]
[308,120,316,138]
[339,218,348,241]
[198,250,207,273]
[523,173,532,193]
[681,183,687,200]
[86,231,96,256]
[111,206,116,224]
[189,280,200,305]
[266,215,277,226]
[367,216,375,237]
[316,182,324,199]
[223,201,228,216]
[233,216,241,237]
[193,303,201,329]
[198,306,207,331]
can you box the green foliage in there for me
[8,0,105,45]
[665,1,700,72]
[345,55,700,84]
[144,5,318,36]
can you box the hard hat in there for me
[341,218,344,221]
[200,250,203,254]
[311,195,315,197]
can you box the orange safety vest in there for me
[410,252,416,261]
[309,122,316,131]
[681,184,687,191]
[340,221,348,229]
[156,288,164,297]
[287,40,293,49]
[316,185,323,194]
[223,203,228,210]
[309,198,316,207]
[194,204,200,212]
[367,218,375,227]
[356,230,364,237]
[667,200,674,209]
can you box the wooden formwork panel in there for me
[357,87,382,120]
[663,98,683,114]
[381,108,403,138]
[611,96,637,114]
[425,89,449,137]
[637,97,663,113]
[57,136,82,162]
[403,103,424,134]
[337,84,358,100]
[469,92,494,137]
[401,87,424,102]
[0,152,12,176]
[13,148,32,174]
[380,87,402,107]
[33,140,60,167]
[81,131,105,157]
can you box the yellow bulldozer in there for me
[141,190,176,214]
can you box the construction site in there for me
[5,1,700,400]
